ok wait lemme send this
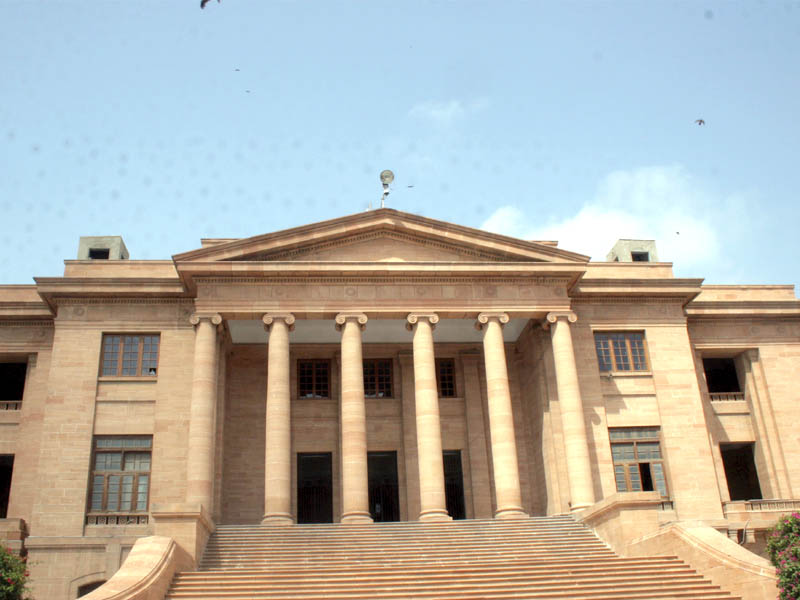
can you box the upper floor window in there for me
[0,362,27,410]
[594,332,649,372]
[101,334,159,377]
[609,427,668,497]
[363,359,392,398]
[297,359,330,398]
[436,359,456,397]
[87,436,151,525]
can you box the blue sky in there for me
[1,1,798,291]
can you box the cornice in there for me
[685,301,800,318]
[193,275,573,286]
[0,320,54,327]
[243,230,519,263]
[571,296,687,305]
[571,278,703,306]
[57,298,193,305]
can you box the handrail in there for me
[709,392,745,402]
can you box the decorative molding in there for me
[189,313,222,326]
[475,312,510,330]
[405,313,439,331]
[0,320,54,328]
[57,298,193,306]
[334,312,368,331]
[570,297,685,305]
[195,276,571,286]
[542,311,578,330]
[262,313,296,332]
[231,230,528,263]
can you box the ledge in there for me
[79,536,192,600]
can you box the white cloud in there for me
[409,98,489,126]
[481,165,726,273]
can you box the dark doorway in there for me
[0,455,13,518]
[720,443,762,501]
[443,450,466,520]
[368,451,400,522]
[297,452,333,524]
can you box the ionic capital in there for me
[405,312,439,331]
[475,312,509,330]
[262,313,296,332]
[190,313,222,327]
[542,311,578,330]
[335,312,368,331]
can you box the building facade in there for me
[0,209,798,599]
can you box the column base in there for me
[419,509,452,522]
[494,507,528,520]
[341,511,373,524]
[261,513,294,525]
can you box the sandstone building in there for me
[0,209,797,599]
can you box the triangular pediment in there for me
[173,209,589,264]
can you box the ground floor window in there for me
[609,427,668,497]
[87,436,151,525]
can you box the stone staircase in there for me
[166,516,739,599]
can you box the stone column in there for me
[336,312,373,523]
[186,313,222,512]
[461,351,493,519]
[262,313,295,524]
[476,312,527,519]
[545,311,594,511]
[407,313,451,521]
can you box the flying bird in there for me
[200,0,219,8]
[695,119,705,125]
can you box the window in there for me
[609,427,668,497]
[297,359,330,398]
[363,359,392,398]
[88,248,110,259]
[631,251,650,262]
[0,362,27,410]
[594,332,649,372]
[87,437,151,525]
[703,357,743,401]
[436,359,456,397]
[101,334,159,377]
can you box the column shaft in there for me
[409,314,450,521]
[479,314,527,519]
[338,314,372,523]
[186,314,221,511]
[263,314,294,524]
[548,313,594,510]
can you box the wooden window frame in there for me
[297,359,331,399]
[87,436,152,525]
[609,427,669,498]
[100,334,160,378]
[594,331,649,373]
[436,358,456,398]
[363,358,393,398]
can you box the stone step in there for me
[166,517,739,600]
[166,581,736,600]
[172,568,705,592]
[202,539,607,555]
[180,556,688,579]
[200,549,617,568]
